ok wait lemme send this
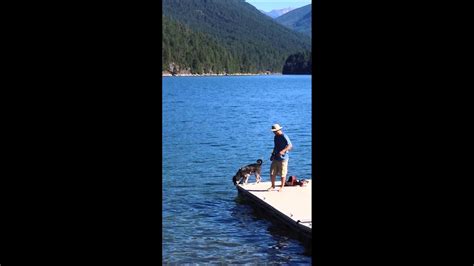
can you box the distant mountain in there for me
[162,0,311,74]
[261,7,294,18]
[275,4,311,37]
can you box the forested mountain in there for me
[275,4,311,37]
[282,51,312,74]
[162,0,311,74]
[162,16,232,74]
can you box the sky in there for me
[245,0,311,12]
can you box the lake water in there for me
[162,75,312,264]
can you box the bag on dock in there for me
[286,175,298,186]
[286,176,309,186]
[297,179,308,187]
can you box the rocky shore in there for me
[162,71,281,77]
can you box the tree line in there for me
[162,0,311,74]
[282,51,312,74]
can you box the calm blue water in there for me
[163,75,312,264]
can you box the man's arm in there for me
[279,144,293,155]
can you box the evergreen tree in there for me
[162,0,311,74]
[282,51,312,74]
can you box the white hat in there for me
[271,124,283,131]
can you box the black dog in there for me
[232,159,263,185]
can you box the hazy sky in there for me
[245,0,311,12]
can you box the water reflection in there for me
[163,76,312,264]
[234,194,312,256]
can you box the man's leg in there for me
[267,174,276,191]
[278,160,289,192]
[268,160,277,191]
[278,176,285,192]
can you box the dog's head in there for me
[232,170,242,185]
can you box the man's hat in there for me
[271,124,283,132]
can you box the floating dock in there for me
[236,180,312,244]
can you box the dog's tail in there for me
[257,159,263,165]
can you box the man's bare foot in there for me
[267,187,274,191]
[278,188,283,192]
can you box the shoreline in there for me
[162,72,282,77]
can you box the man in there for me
[268,123,293,192]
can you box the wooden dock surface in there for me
[236,180,312,240]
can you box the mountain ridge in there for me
[162,0,311,74]
[260,7,294,18]
[275,4,311,36]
